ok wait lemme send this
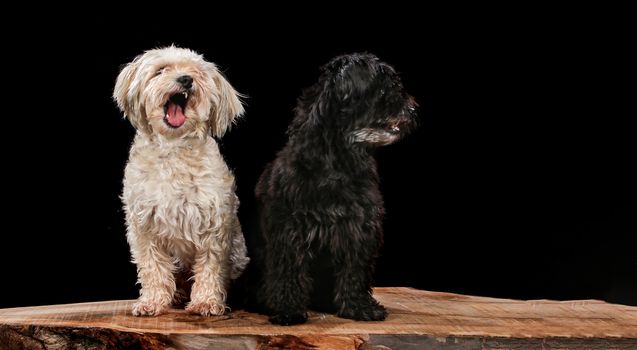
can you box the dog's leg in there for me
[228,214,249,280]
[264,231,313,325]
[334,255,387,321]
[130,235,176,316]
[186,231,230,316]
[333,227,388,321]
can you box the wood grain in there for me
[1,287,636,349]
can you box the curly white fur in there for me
[114,46,249,316]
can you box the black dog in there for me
[251,53,417,325]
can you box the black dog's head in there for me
[290,53,417,146]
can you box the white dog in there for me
[113,46,249,316]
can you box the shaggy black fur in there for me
[248,53,417,325]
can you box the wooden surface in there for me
[1,287,636,349]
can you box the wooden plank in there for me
[1,287,636,349]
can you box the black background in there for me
[2,8,634,309]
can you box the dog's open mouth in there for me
[164,92,189,128]
[383,119,403,134]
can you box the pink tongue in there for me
[166,102,186,127]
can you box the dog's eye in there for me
[155,67,166,76]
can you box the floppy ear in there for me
[113,57,150,133]
[287,62,347,135]
[207,64,245,138]
[287,82,326,134]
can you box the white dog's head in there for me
[114,46,244,138]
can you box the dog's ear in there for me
[207,64,245,138]
[113,57,150,133]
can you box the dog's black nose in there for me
[177,75,193,89]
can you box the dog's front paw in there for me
[186,301,227,316]
[132,300,169,317]
[269,311,308,326]
[338,302,388,321]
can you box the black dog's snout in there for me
[177,75,193,89]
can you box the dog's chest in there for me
[133,148,229,200]
[123,138,235,239]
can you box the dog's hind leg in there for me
[228,213,250,280]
